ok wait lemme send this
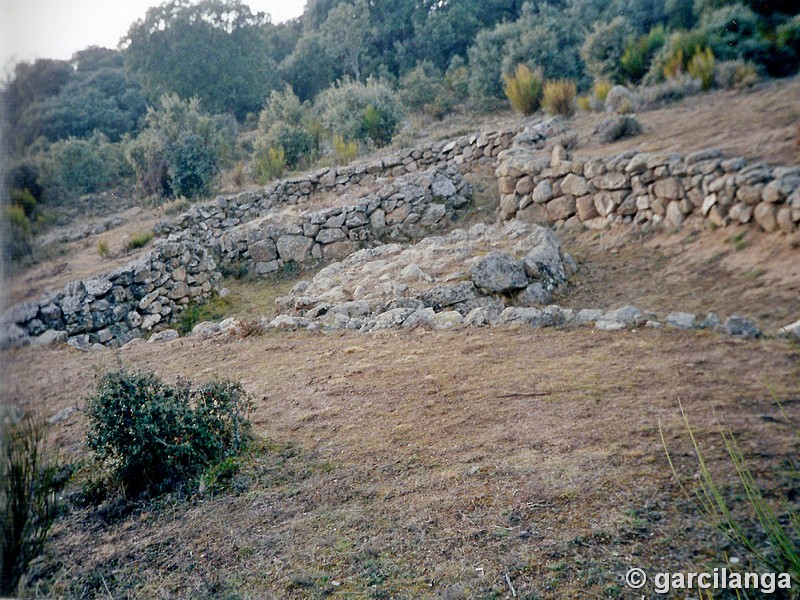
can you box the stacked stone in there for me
[155,128,517,240]
[496,146,800,234]
[211,166,472,275]
[1,240,219,350]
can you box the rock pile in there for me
[1,240,219,349]
[268,221,576,332]
[496,145,800,234]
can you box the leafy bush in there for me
[699,4,766,63]
[715,59,759,89]
[577,95,591,111]
[581,17,636,83]
[128,230,153,249]
[688,47,716,90]
[542,79,577,117]
[127,94,236,199]
[1,410,60,595]
[620,25,667,84]
[315,79,403,148]
[258,85,306,133]
[502,64,544,115]
[39,134,129,202]
[398,61,455,119]
[333,134,358,165]
[86,367,252,496]
[593,80,612,102]
[263,121,315,168]
[176,295,231,335]
[252,144,286,185]
[663,48,686,80]
[3,205,33,261]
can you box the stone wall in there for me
[1,240,220,350]
[496,145,800,233]
[154,127,523,239]
[168,166,472,275]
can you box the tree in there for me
[278,33,340,101]
[319,0,372,81]
[123,0,280,120]
[581,17,637,83]
[127,94,236,198]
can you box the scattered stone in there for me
[724,316,761,339]
[666,312,696,329]
[470,252,528,293]
[778,318,800,340]
[188,321,220,337]
[149,329,180,343]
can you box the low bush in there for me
[85,367,252,496]
[252,144,286,185]
[502,64,544,116]
[635,75,702,109]
[398,61,453,118]
[315,79,403,148]
[581,16,635,83]
[594,114,642,143]
[263,121,315,168]
[542,79,576,117]
[715,60,759,89]
[333,135,358,165]
[688,47,715,91]
[620,25,667,84]
[96,240,111,258]
[128,230,153,249]
[1,410,60,595]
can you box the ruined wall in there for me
[1,240,219,349]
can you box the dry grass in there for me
[3,326,799,598]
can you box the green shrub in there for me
[688,47,716,90]
[85,367,252,496]
[592,80,612,103]
[333,134,358,165]
[10,188,37,216]
[315,79,403,148]
[699,4,767,63]
[620,25,667,84]
[398,61,454,119]
[663,48,686,80]
[577,95,591,111]
[581,17,636,83]
[127,94,235,199]
[252,144,286,185]
[502,64,544,115]
[39,134,128,202]
[258,85,306,132]
[263,121,314,168]
[542,79,577,117]
[1,410,60,595]
[128,230,153,249]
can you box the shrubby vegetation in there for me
[85,367,253,496]
[1,410,61,595]
[2,0,797,254]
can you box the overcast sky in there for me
[0,0,307,75]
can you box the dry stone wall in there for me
[165,166,472,275]
[155,127,520,239]
[496,144,800,233]
[1,240,219,350]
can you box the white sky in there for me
[0,0,308,76]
